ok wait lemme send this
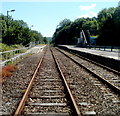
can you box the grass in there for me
[0,43,33,83]
[1,43,27,61]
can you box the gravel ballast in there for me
[22,47,71,115]
[2,49,45,115]
[1,46,120,115]
[53,48,120,115]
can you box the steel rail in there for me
[72,51,120,75]
[57,47,120,75]
[50,48,81,116]
[14,50,46,115]
[56,48,120,95]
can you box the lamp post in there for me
[6,9,15,44]
[7,9,15,17]
[7,9,15,28]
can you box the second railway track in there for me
[56,47,120,94]
[52,47,120,115]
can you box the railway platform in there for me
[58,45,120,71]
[59,45,120,60]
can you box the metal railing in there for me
[0,47,30,66]
[86,45,120,52]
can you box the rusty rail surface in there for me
[15,47,81,115]
[56,47,120,75]
[50,48,81,116]
[56,48,120,95]
[14,51,46,115]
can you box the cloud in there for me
[78,11,97,18]
[80,4,96,11]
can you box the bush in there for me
[0,43,13,52]
[0,43,25,52]
[1,64,17,78]
[0,64,17,83]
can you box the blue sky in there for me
[1,1,119,37]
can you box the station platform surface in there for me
[26,45,46,53]
[59,45,120,61]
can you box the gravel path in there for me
[53,48,120,115]
[2,49,45,115]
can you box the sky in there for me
[1,0,120,37]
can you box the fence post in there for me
[104,46,105,51]
[111,46,113,52]
[13,50,14,58]
[1,46,33,66]
[6,53,7,61]
[118,48,120,60]
[99,46,100,50]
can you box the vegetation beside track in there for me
[52,3,120,46]
[0,64,17,83]
[0,43,25,52]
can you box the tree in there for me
[53,2,119,46]
[53,19,72,45]
[1,14,44,46]
[97,6,120,46]
[113,6,120,45]
[43,37,48,44]
[56,19,71,29]
[53,17,98,45]
[31,30,43,44]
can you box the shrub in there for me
[2,64,17,78]
[2,69,12,78]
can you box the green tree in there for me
[53,17,98,45]
[97,7,119,45]
[1,14,44,46]
[113,6,120,45]
[43,37,49,44]
[31,30,43,44]
[53,19,72,45]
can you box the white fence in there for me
[0,45,46,67]
[0,47,30,66]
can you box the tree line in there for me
[0,14,48,46]
[52,3,120,46]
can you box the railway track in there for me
[14,47,80,115]
[52,47,120,115]
[56,47,120,95]
[12,46,120,115]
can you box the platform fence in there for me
[87,46,120,52]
